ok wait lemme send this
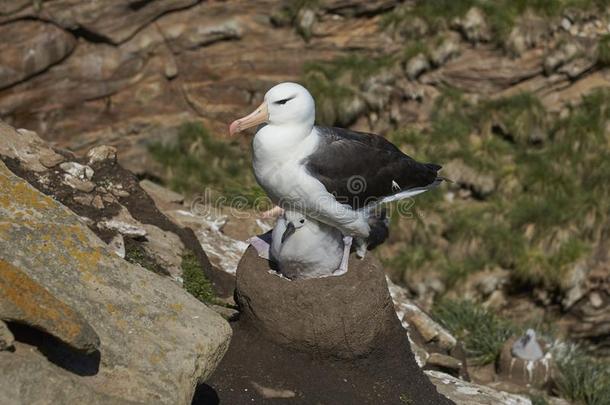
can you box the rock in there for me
[401,302,457,351]
[0,320,14,351]
[0,124,57,172]
[453,7,491,44]
[98,206,147,238]
[210,304,239,321]
[60,161,94,180]
[426,370,532,405]
[431,34,461,66]
[406,53,431,80]
[62,174,96,193]
[444,159,496,198]
[0,349,138,405]
[426,353,463,373]
[0,21,76,90]
[544,40,583,75]
[0,259,100,353]
[38,150,65,168]
[506,14,549,56]
[87,145,117,165]
[139,179,184,205]
[22,0,199,44]
[235,246,400,359]
[296,7,317,40]
[107,233,126,258]
[0,157,231,404]
[141,223,185,279]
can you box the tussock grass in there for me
[432,299,517,364]
[383,0,608,45]
[303,55,394,126]
[554,344,610,405]
[387,88,610,289]
[149,122,267,208]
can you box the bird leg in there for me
[334,236,353,275]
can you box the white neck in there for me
[253,122,314,161]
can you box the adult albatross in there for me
[230,82,442,251]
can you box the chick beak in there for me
[281,222,296,243]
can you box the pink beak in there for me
[228,101,269,136]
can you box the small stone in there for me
[86,145,117,165]
[210,305,239,321]
[0,320,15,351]
[107,234,126,258]
[589,291,603,308]
[92,195,105,209]
[62,174,96,193]
[454,7,491,43]
[140,179,184,204]
[430,35,461,66]
[426,353,462,371]
[59,162,94,180]
[73,194,95,206]
[111,188,130,198]
[38,151,65,168]
[406,53,430,80]
[99,219,147,238]
[561,17,572,31]
[164,59,178,79]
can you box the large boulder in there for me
[0,140,231,404]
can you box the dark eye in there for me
[299,219,305,224]
[274,97,293,105]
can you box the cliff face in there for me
[1,1,609,402]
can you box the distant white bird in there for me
[230,82,442,256]
[511,329,544,361]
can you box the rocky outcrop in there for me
[0,121,232,404]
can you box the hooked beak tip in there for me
[228,120,240,136]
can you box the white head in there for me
[229,82,315,135]
[280,210,307,243]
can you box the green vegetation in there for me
[399,393,413,404]
[386,88,610,289]
[125,242,168,276]
[149,121,269,208]
[383,0,608,45]
[598,34,610,67]
[554,345,610,405]
[181,250,217,305]
[303,54,394,126]
[432,299,517,364]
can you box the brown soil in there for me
[197,318,454,405]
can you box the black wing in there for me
[303,126,441,210]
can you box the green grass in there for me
[554,345,610,405]
[598,34,610,67]
[382,0,608,46]
[181,250,217,305]
[386,88,610,289]
[432,299,517,365]
[302,54,395,126]
[124,242,169,276]
[149,121,269,208]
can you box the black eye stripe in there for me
[274,96,295,105]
